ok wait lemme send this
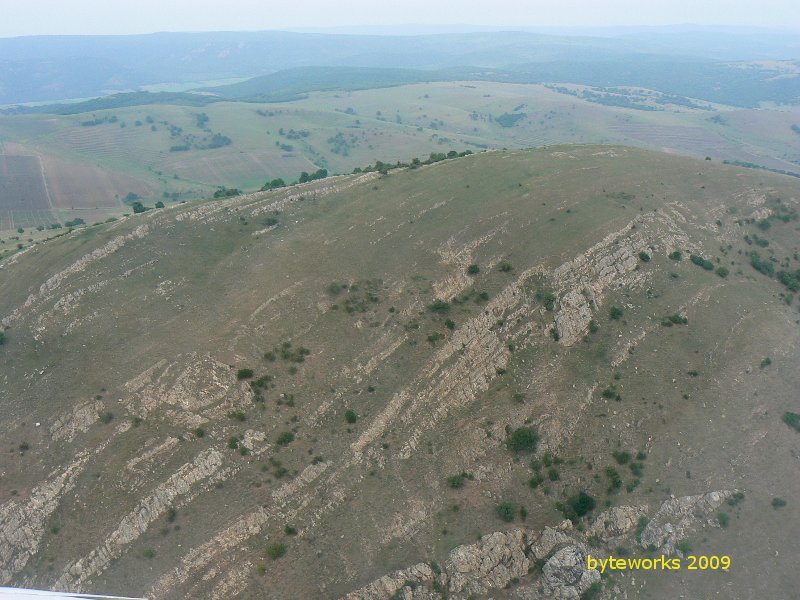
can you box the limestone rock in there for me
[445,529,530,595]
[530,521,575,560]
[555,290,593,346]
[639,490,732,555]
[587,505,649,542]
[541,543,601,600]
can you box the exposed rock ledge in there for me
[342,490,732,600]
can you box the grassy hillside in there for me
[2,80,798,238]
[0,146,798,599]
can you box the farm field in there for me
[0,155,56,230]
[1,80,799,236]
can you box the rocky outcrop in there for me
[49,400,103,442]
[0,451,92,583]
[554,290,593,346]
[2,225,149,328]
[55,447,225,590]
[343,491,732,600]
[639,490,732,556]
[343,563,435,600]
[445,529,530,595]
[539,543,600,599]
[587,505,648,542]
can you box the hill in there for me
[1,29,798,105]
[0,146,798,599]
[2,79,798,237]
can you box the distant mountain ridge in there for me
[1,29,799,104]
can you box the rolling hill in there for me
[0,146,798,599]
[2,78,798,239]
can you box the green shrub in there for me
[772,497,787,509]
[588,320,599,334]
[529,474,545,488]
[782,411,800,432]
[601,386,621,401]
[661,313,688,327]
[100,412,114,424]
[639,251,651,262]
[229,411,247,422]
[609,306,624,320]
[629,462,644,477]
[760,357,772,368]
[605,466,622,491]
[428,299,450,313]
[556,491,597,522]
[236,368,254,380]
[690,254,714,270]
[447,472,473,489]
[467,264,480,275]
[548,468,560,481]
[580,582,602,600]
[676,540,692,555]
[285,525,298,535]
[327,282,343,295]
[344,409,358,424]
[717,512,729,528]
[506,427,539,453]
[228,437,239,449]
[750,251,774,277]
[0,331,5,345]
[266,542,287,559]
[498,260,513,272]
[427,332,444,344]
[496,501,516,522]
[542,292,557,311]
[716,266,729,278]
[727,491,745,506]
[569,491,596,518]
[194,427,205,438]
[445,319,455,330]
[689,254,714,271]
[612,450,631,465]
[276,431,295,446]
[669,250,682,261]
[777,269,800,292]
[636,516,649,541]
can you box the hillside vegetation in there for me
[2,79,798,237]
[0,146,798,599]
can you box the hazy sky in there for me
[1,0,799,37]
